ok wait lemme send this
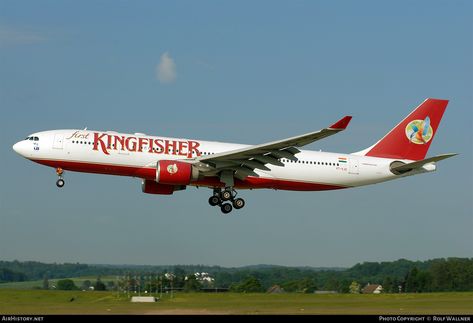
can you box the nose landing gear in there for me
[208,188,245,214]
[56,168,65,188]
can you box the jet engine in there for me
[156,160,199,185]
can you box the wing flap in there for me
[234,166,259,179]
[253,155,284,167]
[237,159,271,171]
[269,149,298,161]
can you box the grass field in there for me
[0,277,116,290]
[0,289,471,314]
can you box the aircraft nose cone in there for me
[13,142,20,153]
[12,141,25,156]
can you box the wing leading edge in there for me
[193,116,352,180]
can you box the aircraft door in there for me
[52,134,64,149]
[349,157,359,175]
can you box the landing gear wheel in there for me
[233,198,245,209]
[208,195,220,206]
[56,179,65,188]
[221,203,233,214]
[221,190,232,201]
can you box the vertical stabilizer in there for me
[361,98,449,160]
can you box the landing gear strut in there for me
[56,168,65,188]
[208,187,245,214]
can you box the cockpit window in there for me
[34,137,39,141]
[29,137,34,141]
[25,137,30,140]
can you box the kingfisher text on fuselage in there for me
[84,132,201,158]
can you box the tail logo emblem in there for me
[405,116,433,144]
[167,164,178,174]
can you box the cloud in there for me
[0,25,46,47]
[156,52,177,84]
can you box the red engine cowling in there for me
[141,180,175,195]
[156,160,199,185]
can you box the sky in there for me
[0,0,471,268]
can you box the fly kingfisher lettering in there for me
[92,132,201,158]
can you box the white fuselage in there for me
[13,129,435,191]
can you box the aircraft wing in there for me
[193,116,352,179]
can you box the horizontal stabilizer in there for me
[390,153,457,173]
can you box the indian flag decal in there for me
[338,157,347,163]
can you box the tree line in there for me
[1,258,472,293]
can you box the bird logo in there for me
[167,163,178,174]
[405,116,433,145]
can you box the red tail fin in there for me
[363,98,449,161]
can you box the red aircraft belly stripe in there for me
[191,177,346,191]
[32,158,157,180]
[30,158,347,192]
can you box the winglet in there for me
[329,116,352,130]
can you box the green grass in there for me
[0,289,472,314]
[0,277,117,290]
[0,280,45,290]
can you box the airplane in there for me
[12,98,457,214]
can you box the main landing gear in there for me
[56,168,65,188]
[208,188,246,214]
